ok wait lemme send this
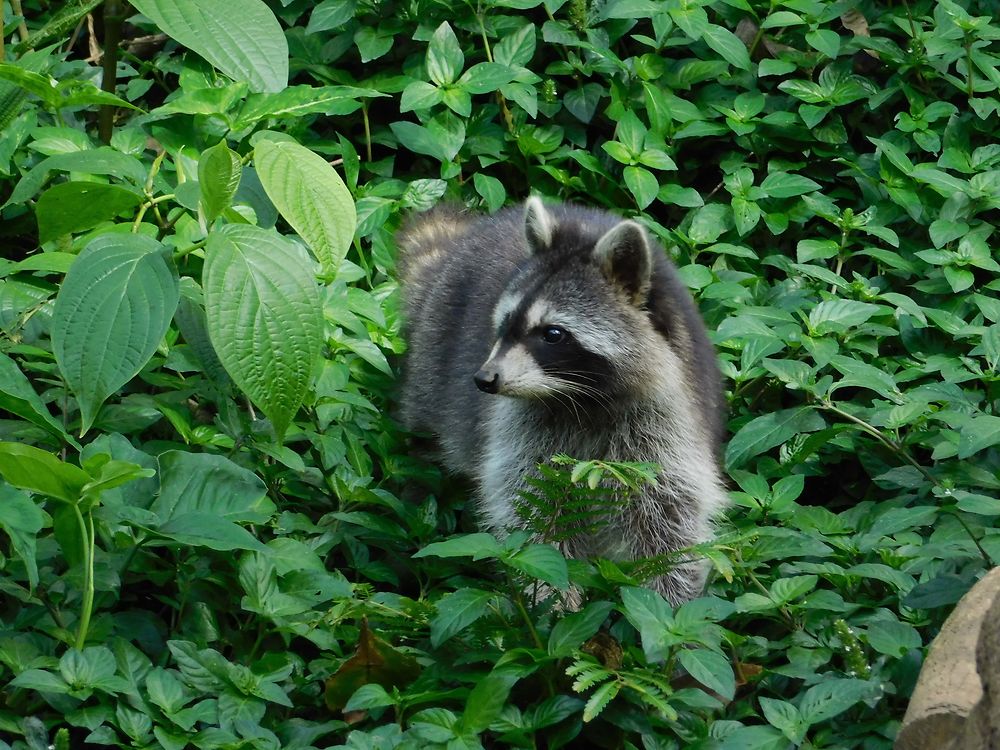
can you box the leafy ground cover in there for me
[0,0,999,747]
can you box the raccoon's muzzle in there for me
[473,367,500,394]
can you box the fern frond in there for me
[515,455,657,544]
[583,678,621,722]
[566,660,613,692]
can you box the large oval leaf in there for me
[254,139,356,277]
[36,182,143,243]
[130,0,287,93]
[52,234,180,434]
[203,225,323,439]
[151,451,275,523]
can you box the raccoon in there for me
[397,197,728,604]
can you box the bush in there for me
[0,0,997,747]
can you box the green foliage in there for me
[0,0,999,747]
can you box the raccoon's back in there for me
[397,205,526,473]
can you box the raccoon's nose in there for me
[473,369,500,394]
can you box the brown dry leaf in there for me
[841,9,870,37]
[735,17,759,46]
[323,618,421,712]
[735,661,764,687]
[842,9,880,60]
[582,632,624,670]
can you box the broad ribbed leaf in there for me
[152,451,275,523]
[130,0,287,93]
[198,141,242,223]
[0,442,89,503]
[254,139,356,276]
[36,182,143,243]
[52,234,180,434]
[725,407,826,470]
[0,351,72,442]
[203,225,323,439]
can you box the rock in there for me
[895,567,1000,750]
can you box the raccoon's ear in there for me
[524,196,554,254]
[593,220,652,304]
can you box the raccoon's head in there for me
[473,197,659,404]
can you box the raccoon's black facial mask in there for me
[524,324,615,394]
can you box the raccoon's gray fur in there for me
[397,197,727,604]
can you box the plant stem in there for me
[9,0,28,44]
[965,35,974,101]
[72,505,96,650]
[361,102,372,162]
[99,0,124,144]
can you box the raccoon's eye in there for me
[541,326,567,344]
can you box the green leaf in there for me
[344,684,395,712]
[0,351,73,443]
[759,172,821,198]
[151,452,274,524]
[669,4,708,39]
[808,299,882,334]
[9,668,70,694]
[688,203,732,244]
[623,166,658,209]
[929,218,969,248]
[235,85,381,128]
[702,24,751,70]
[760,697,807,744]
[943,266,975,293]
[805,29,841,59]
[796,239,839,263]
[953,490,1000,516]
[59,646,117,691]
[306,0,357,33]
[0,483,49,590]
[620,586,675,663]
[732,197,761,235]
[203,225,324,440]
[564,83,603,124]
[473,173,506,213]
[677,648,735,700]
[427,22,464,86]
[400,80,443,112]
[725,407,827,470]
[958,414,1000,458]
[504,544,569,589]
[156,512,267,551]
[390,117,466,162]
[413,533,503,560]
[5,147,147,207]
[459,673,516,734]
[198,141,242,223]
[828,354,900,401]
[582,679,620,722]
[494,23,536,66]
[130,0,287,93]
[35,182,143,243]
[770,575,818,604]
[458,62,515,94]
[430,589,495,648]
[253,138,356,277]
[52,234,179,434]
[548,601,614,657]
[865,621,921,657]
[798,679,880,725]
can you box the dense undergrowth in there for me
[0,0,999,747]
